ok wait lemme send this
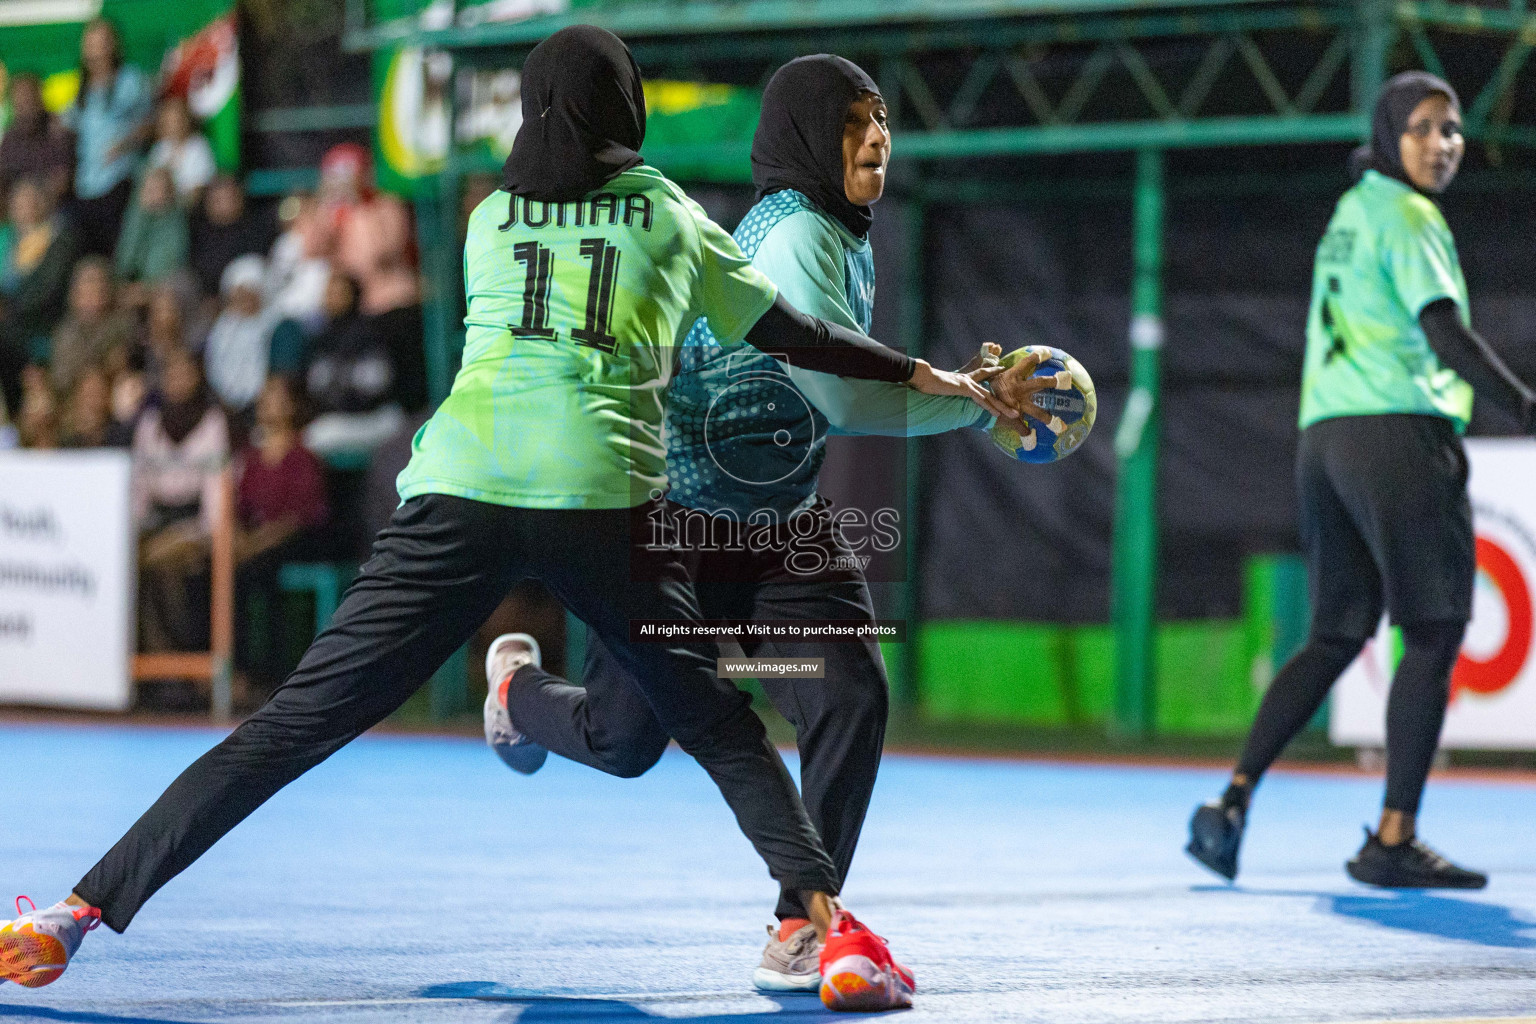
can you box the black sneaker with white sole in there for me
[1186,800,1245,881]
[1346,829,1487,889]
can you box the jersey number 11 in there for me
[510,239,622,354]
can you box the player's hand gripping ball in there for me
[988,346,1096,464]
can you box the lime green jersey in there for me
[1299,170,1473,431]
[396,166,779,509]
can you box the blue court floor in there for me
[3,722,1535,1024]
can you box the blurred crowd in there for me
[0,18,432,698]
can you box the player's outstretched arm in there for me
[1419,299,1536,432]
[743,295,1016,420]
[790,367,993,437]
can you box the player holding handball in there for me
[480,52,1066,1006]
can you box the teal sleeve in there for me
[1383,202,1463,319]
[755,212,991,436]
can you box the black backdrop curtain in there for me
[691,180,1536,626]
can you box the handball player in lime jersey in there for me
[0,27,1012,995]
[1187,72,1536,889]
[480,54,1065,999]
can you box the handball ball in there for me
[988,346,1097,464]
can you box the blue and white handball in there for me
[988,345,1096,464]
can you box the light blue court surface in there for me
[3,724,1536,1024]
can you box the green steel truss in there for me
[346,0,1536,159]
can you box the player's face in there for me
[1399,93,1463,194]
[842,93,890,207]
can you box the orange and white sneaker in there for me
[483,632,549,776]
[0,897,101,988]
[818,910,915,1012]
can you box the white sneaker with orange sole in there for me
[0,897,101,988]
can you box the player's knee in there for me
[828,672,888,727]
[1312,632,1369,664]
[1399,619,1466,670]
[670,702,765,760]
[599,738,667,779]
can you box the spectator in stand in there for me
[0,176,78,418]
[235,374,330,691]
[0,72,74,205]
[190,174,272,300]
[133,343,230,655]
[139,279,201,385]
[300,271,403,458]
[204,255,275,420]
[115,166,190,304]
[145,94,215,208]
[59,363,121,448]
[319,143,425,411]
[265,309,308,380]
[109,346,149,443]
[49,256,133,397]
[65,17,154,258]
[264,191,331,327]
[15,374,60,449]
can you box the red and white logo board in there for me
[1331,438,1536,749]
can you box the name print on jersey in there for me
[498,191,656,232]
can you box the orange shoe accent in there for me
[778,917,811,942]
[821,968,881,1008]
[0,925,68,988]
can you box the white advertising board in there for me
[1331,438,1536,749]
[0,449,133,710]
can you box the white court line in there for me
[1320,1018,1536,1024]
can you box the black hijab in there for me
[1349,71,1461,191]
[500,25,647,204]
[751,55,882,240]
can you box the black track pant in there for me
[1233,415,1473,815]
[1237,624,1464,813]
[507,501,888,922]
[76,495,838,932]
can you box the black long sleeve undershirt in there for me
[742,294,916,384]
[1419,298,1536,433]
